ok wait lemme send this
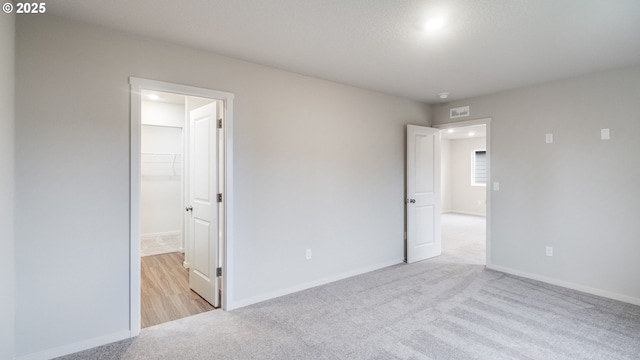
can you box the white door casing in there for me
[130,77,235,336]
[406,125,441,263]
[187,103,220,307]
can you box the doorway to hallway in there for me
[441,213,486,265]
[439,121,489,265]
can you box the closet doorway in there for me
[139,90,217,328]
[130,78,235,334]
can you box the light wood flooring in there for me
[141,252,215,328]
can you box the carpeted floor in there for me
[58,214,640,359]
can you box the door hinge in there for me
[216,267,222,277]
[217,193,222,203]
[217,118,222,129]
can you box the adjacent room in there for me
[3,1,640,359]
[440,123,488,266]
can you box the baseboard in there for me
[487,264,640,306]
[229,258,404,310]
[140,230,181,238]
[15,330,132,360]
[446,211,486,217]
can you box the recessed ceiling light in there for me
[468,132,475,137]
[438,92,449,99]
[447,129,454,133]
[146,94,160,100]
[424,17,445,32]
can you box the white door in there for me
[406,125,441,263]
[187,103,220,307]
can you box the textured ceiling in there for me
[45,0,640,103]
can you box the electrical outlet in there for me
[493,182,500,191]
[601,128,610,140]
[306,249,312,260]
[545,246,553,257]
[546,133,553,144]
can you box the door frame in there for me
[433,117,492,267]
[129,77,235,336]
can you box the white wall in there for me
[0,11,15,360]
[140,126,183,235]
[449,137,486,216]
[14,15,430,358]
[141,99,184,127]
[433,65,640,304]
[440,139,452,212]
[141,100,184,235]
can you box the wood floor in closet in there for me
[141,252,215,328]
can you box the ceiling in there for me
[141,90,185,105]
[440,124,486,140]
[45,0,640,104]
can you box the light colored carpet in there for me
[441,212,486,265]
[58,214,640,359]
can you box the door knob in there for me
[406,199,416,204]
[185,206,193,212]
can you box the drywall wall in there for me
[141,99,185,127]
[14,15,430,358]
[449,137,486,216]
[141,101,184,235]
[433,65,640,304]
[140,125,183,234]
[0,11,15,360]
[440,139,452,212]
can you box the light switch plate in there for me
[546,133,553,144]
[601,128,610,140]
[493,182,500,191]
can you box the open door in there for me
[186,103,220,307]
[406,125,441,263]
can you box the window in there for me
[472,150,487,186]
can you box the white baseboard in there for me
[140,230,181,238]
[446,211,486,217]
[229,258,404,310]
[487,264,640,306]
[15,330,132,360]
